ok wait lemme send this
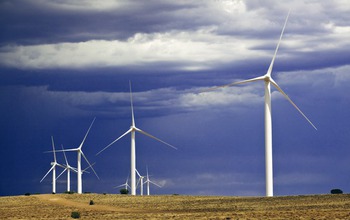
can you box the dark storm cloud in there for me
[0,0,206,45]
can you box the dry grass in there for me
[1,193,350,219]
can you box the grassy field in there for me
[1,193,350,219]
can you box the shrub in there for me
[24,193,31,196]
[331,189,343,194]
[71,211,80,219]
[120,189,129,194]
[89,200,94,205]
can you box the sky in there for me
[0,0,349,197]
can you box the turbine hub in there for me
[264,75,271,82]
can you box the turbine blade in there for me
[137,176,144,187]
[267,10,290,76]
[149,180,162,188]
[135,169,141,177]
[56,162,66,169]
[61,145,69,166]
[146,166,149,179]
[202,76,265,93]
[135,127,177,150]
[96,128,132,155]
[56,168,67,180]
[129,81,136,127]
[270,78,317,130]
[40,165,54,182]
[81,151,100,179]
[82,162,95,172]
[79,117,96,149]
[114,183,126,188]
[46,148,78,153]
[51,136,57,162]
[114,183,131,189]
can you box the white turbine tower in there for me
[40,136,64,193]
[204,12,317,197]
[56,118,99,194]
[56,145,77,192]
[97,82,177,196]
[144,167,161,196]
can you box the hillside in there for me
[1,193,350,219]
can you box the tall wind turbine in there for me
[204,12,317,197]
[144,167,161,196]
[96,82,177,196]
[56,118,99,194]
[40,136,64,193]
[56,145,77,192]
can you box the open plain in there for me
[1,193,350,219]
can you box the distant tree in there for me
[71,211,80,219]
[331,189,343,194]
[120,188,129,194]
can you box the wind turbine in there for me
[136,169,145,196]
[144,167,161,196]
[114,174,130,191]
[55,118,99,194]
[56,145,77,192]
[40,136,65,193]
[96,81,177,196]
[204,12,317,197]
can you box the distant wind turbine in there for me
[96,81,177,196]
[55,118,99,194]
[204,11,317,197]
[114,174,130,191]
[40,136,65,193]
[56,145,77,192]
[144,167,161,196]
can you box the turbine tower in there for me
[56,118,99,194]
[40,136,64,193]
[97,81,177,196]
[204,12,317,197]
[56,145,78,192]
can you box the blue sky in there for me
[1,0,350,196]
